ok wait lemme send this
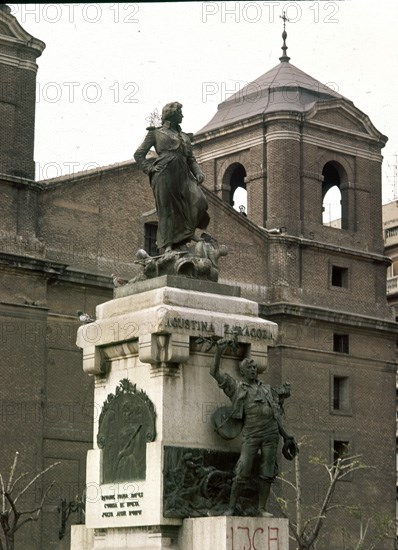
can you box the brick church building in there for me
[0,5,396,549]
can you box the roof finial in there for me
[279,10,291,62]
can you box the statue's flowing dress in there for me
[134,123,209,249]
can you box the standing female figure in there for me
[134,102,210,252]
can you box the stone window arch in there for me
[321,161,349,229]
[222,162,247,210]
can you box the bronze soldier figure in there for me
[210,340,297,516]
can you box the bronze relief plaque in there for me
[97,378,156,483]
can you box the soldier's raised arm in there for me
[210,339,229,384]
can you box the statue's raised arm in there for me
[210,339,229,385]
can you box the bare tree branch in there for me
[306,459,341,545]
[301,513,327,533]
[324,504,346,513]
[6,453,19,493]
[354,517,372,549]
[18,482,55,519]
[276,475,297,492]
[322,461,334,483]
[274,446,386,550]
[0,474,5,513]
[272,488,300,540]
[14,516,37,531]
[14,483,56,534]
[339,463,369,479]
[0,457,60,549]
[8,473,29,496]
[14,462,60,505]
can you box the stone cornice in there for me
[195,112,383,164]
[265,130,301,143]
[0,252,67,274]
[303,129,383,162]
[275,344,396,371]
[0,50,38,72]
[194,115,264,144]
[268,232,390,264]
[260,302,398,335]
[0,301,49,318]
[194,110,303,144]
[193,111,302,145]
[306,119,380,143]
[0,173,42,190]
[263,111,303,124]
[60,268,120,289]
[0,251,114,289]
[0,9,45,58]
[196,133,263,163]
[265,127,382,162]
[305,98,388,146]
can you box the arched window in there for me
[222,162,247,213]
[322,161,348,229]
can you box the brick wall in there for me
[0,60,38,180]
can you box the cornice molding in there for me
[265,130,301,143]
[194,115,264,144]
[195,133,264,163]
[0,173,40,189]
[303,133,383,162]
[0,50,39,72]
[304,98,387,146]
[0,9,45,57]
[260,302,398,335]
[195,123,383,164]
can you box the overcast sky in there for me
[12,1,398,205]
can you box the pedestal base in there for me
[180,517,289,550]
[70,517,289,550]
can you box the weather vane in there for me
[279,10,291,62]
[280,10,289,28]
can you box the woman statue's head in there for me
[162,102,183,124]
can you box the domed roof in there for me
[196,60,348,135]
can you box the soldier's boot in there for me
[224,479,243,516]
[258,479,273,517]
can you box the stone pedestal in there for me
[180,516,289,550]
[70,517,289,550]
[76,276,280,549]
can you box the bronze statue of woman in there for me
[134,102,210,253]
